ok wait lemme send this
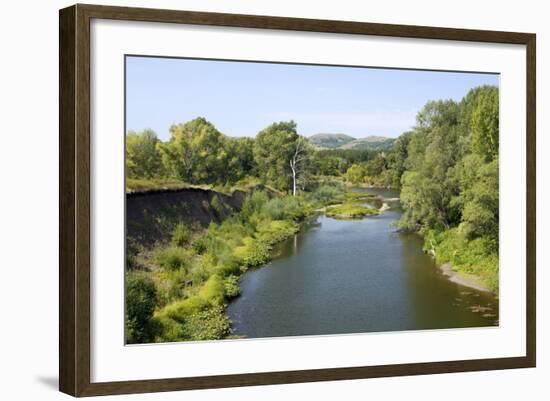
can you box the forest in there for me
[125,84,499,343]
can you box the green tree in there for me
[399,100,464,230]
[126,129,163,179]
[158,117,228,184]
[471,86,499,161]
[458,155,499,242]
[344,163,367,184]
[225,136,256,183]
[253,121,313,194]
[388,131,412,188]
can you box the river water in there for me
[226,188,498,339]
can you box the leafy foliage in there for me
[126,271,158,344]
[171,223,191,246]
[126,129,164,179]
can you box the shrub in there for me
[155,246,190,271]
[199,274,225,305]
[233,237,271,269]
[153,314,186,342]
[210,195,225,217]
[241,191,270,218]
[182,306,231,341]
[159,295,208,322]
[171,222,191,246]
[224,275,241,298]
[426,228,499,293]
[307,183,346,205]
[261,196,308,221]
[256,219,298,245]
[191,236,208,254]
[126,271,158,344]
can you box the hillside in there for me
[340,136,395,150]
[308,133,355,148]
[308,133,395,151]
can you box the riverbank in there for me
[422,227,499,294]
[439,263,490,292]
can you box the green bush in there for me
[171,222,191,246]
[261,196,307,221]
[241,191,270,218]
[224,275,241,298]
[233,237,271,269]
[153,314,186,342]
[256,219,298,245]
[199,274,225,305]
[181,306,231,341]
[155,246,191,271]
[191,236,208,254]
[426,228,499,293]
[126,271,158,344]
[306,182,346,205]
[210,195,225,217]
[158,295,208,322]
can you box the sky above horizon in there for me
[126,56,499,140]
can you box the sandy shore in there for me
[439,263,490,292]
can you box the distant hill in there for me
[308,133,395,151]
[308,133,356,149]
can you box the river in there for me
[226,188,498,339]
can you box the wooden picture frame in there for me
[59,3,536,397]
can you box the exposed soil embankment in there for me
[127,187,246,248]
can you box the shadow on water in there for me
[226,188,498,339]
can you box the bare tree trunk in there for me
[290,159,297,196]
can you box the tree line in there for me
[126,119,382,194]
[353,85,499,290]
[127,85,498,250]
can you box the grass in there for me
[423,228,499,293]
[171,223,191,246]
[345,192,379,201]
[325,203,380,219]
[126,178,196,193]
[154,246,191,271]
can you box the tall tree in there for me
[253,121,313,194]
[157,117,228,184]
[289,136,312,196]
[225,136,256,183]
[126,129,163,179]
[399,100,464,230]
[471,86,499,161]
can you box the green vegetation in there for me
[125,83,500,343]
[126,184,347,343]
[171,223,191,246]
[126,177,193,193]
[423,228,499,292]
[125,271,158,343]
[325,203,380,219]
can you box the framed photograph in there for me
[59,4,536,397]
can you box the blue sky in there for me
[126,56,499,140]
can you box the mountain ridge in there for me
[308,133,395,151]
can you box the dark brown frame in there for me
[59,3,536,397]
